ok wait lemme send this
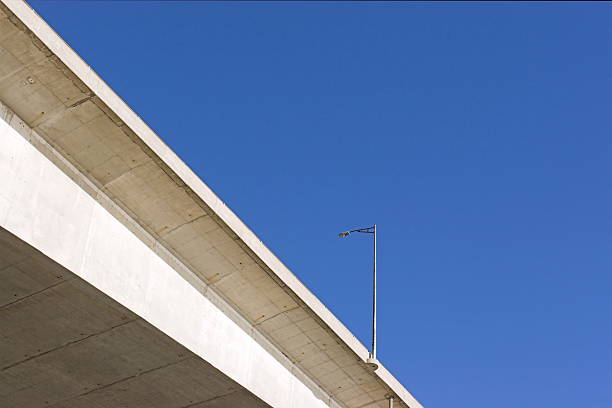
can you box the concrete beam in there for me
[0,104,337,407]
[0,227,270,408]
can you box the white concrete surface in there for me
[0,107,330,408]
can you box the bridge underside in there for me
[0,227,269,408]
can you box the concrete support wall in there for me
[0,104,332,408]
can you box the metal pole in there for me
[388,396,394,408]
[372,224,377,359]
[339,224,379,367]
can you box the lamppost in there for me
[338,224,379,371]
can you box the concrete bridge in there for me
[0,1,424,407]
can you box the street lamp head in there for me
[338,231,351,238]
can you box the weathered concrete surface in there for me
[0,0,424,407]
[0,227,269,408]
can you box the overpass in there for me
[0,1,425,407]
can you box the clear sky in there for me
[28,2,611,407]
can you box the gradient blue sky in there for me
[29,2,612,407]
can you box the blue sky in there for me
[29,2,612,407]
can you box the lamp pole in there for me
[372,224,377,360]
[338,224,379,369]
